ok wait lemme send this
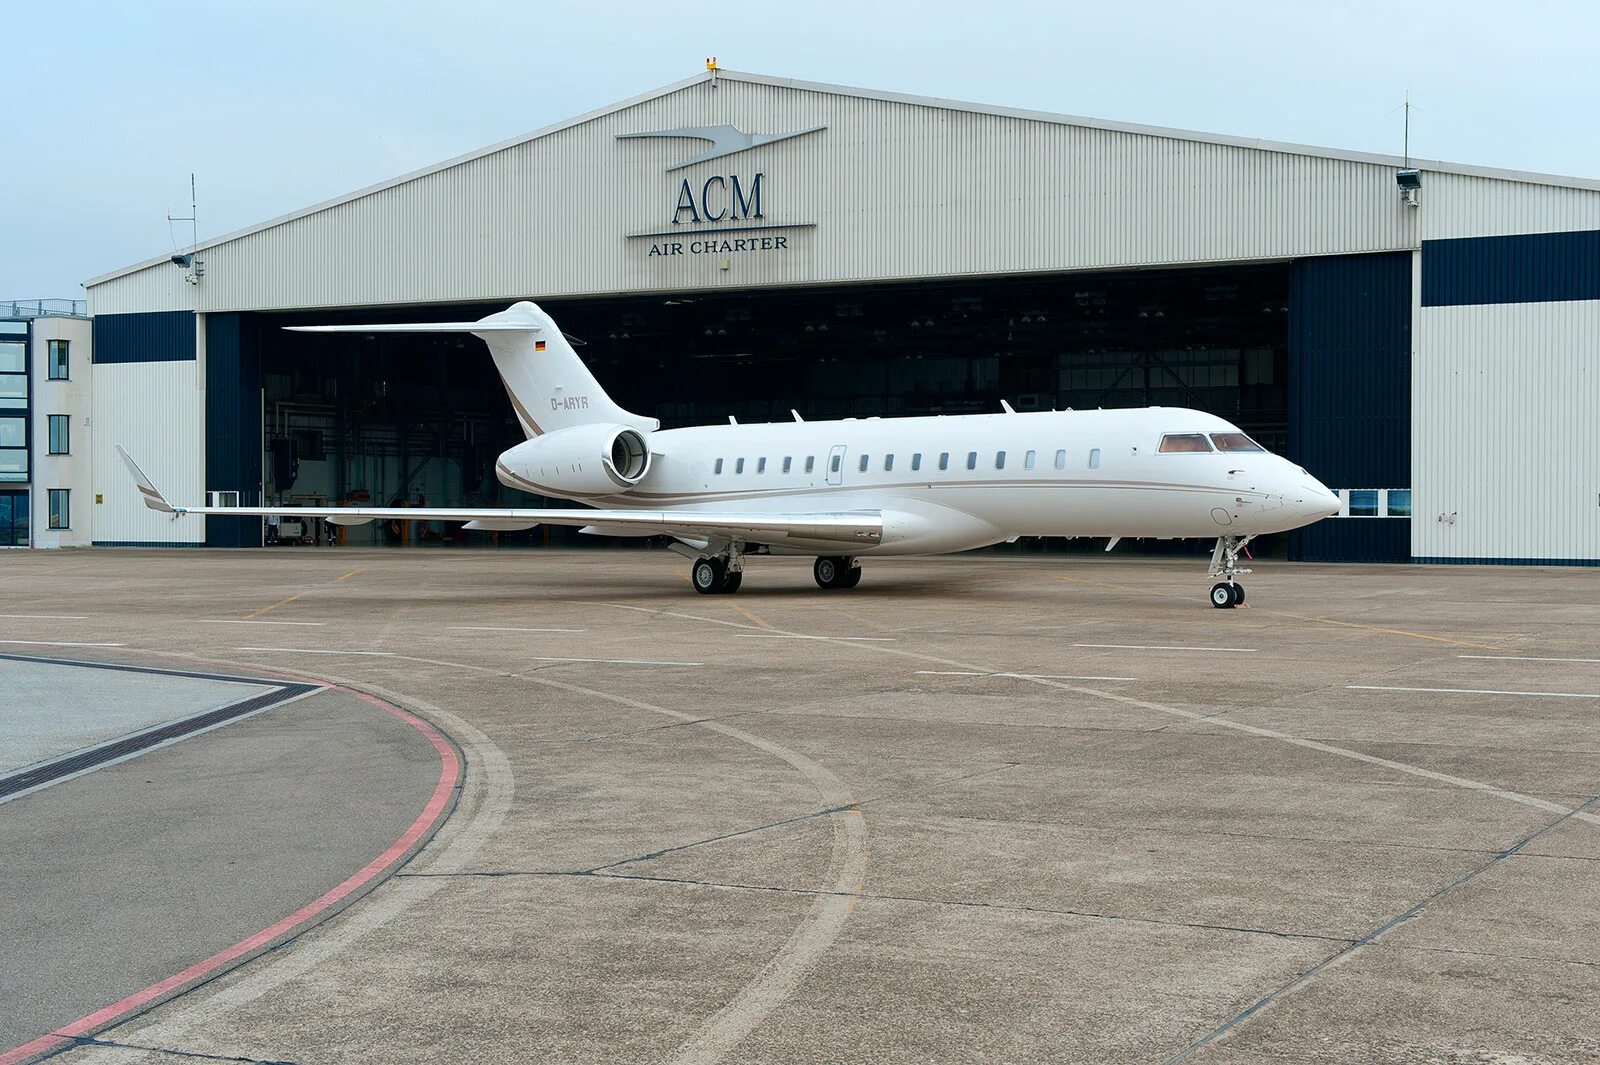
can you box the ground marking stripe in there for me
[1073,642,1257,653]
[1458,654,1600,664]
[235,647,395,657]
[916,670,1137,681]
[1348,684,1598,699]
[195,619,326,627]
[0,640,126,648]
[446,625,587,633]
[0,680,461,1065]
[738,634,896,642]
[0,614,89,620]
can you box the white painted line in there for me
[1458,655,1600,664]
[915,670,1138,681]
[528,655,703,667]
[196,619,327,627]
[737,634,896,642]
[1073,643,1257,653]
[0,639,125,648]
[0,614,89,620]
[235,647,395,657]
[1348,684,1598,700]
[448,625,588,633]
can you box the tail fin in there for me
[285,301,656,438]
[116,444,176,513]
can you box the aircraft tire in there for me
[693,557,725,594]
[1230,582,1245,605]
[839,566,862,589]
[814,556,843,589]
[719,570,743,594]
[1209,582,1236,608]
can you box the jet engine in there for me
[496,423,653,498]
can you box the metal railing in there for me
[0,299,88,319]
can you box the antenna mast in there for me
[167,173,204,283]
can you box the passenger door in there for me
[826,444,847,486]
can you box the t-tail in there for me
[285,301,656,438]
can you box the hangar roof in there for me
[87,68,1600,312]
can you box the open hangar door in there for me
[235,260,1293,552]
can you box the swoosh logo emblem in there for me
[617,124,825,171]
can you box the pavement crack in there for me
[78,1037,298,1064]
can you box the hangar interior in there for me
[251,263,1292,552]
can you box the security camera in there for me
[171,253,193,267]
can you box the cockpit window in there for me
[1158,433,1214,453]
[1210,433,1265,453]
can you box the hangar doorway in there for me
[245,261,1290,551]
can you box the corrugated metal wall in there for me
[1288,252,1413,562]
[92,311,196,363]
[204,313,262,547]
[90,359,206,545]
[89,74,1426,314]
[1414,291,1599,564]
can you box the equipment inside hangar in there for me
[251,262,1293,552]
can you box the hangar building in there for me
[55,67,1600,563]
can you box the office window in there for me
[805,456,815,474]
[735,458,745,474]
[966,451,977,470]
[883,454,894,472]
[938,452,949,471]
[995,451,1006,470]
[47,340,69,380]
[1386,489,1413,517]
[858,454,870,472]
[1024,450,1036,470]
[910,453,921,472]
[714,458,724,474]
[0,340,23,374]
[1054,449,1066,469]
[757,457,767,474]
[1348,489,1380,517]
[782,456,792,474]
[48,415,68,455]
[1088,448,1101,469]
[48,488,69,530]
[0,416,22,448]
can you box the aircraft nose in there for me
[1300,479,1339,518]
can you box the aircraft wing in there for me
[116,446,882,548]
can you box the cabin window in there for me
[1023,450,1036,470]
[757,457,767,474]
[830,454,841,474]
[939,452,950,471]
[714,458,724,475]
[910,453,922,472]
[1088,448,1101,470]
[966,451,977,470]
[735,458,745,474]
[884,454,894,472]
[858,454,870,473]
[995,451,1006,470]
[806,456,816,474]
[1210,432,1265,453]
[782,456,792,473]
[1054,449,1066,470]
[1158,433,1214,454]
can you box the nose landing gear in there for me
[1207,535,1253,609]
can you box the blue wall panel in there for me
[1422,229,1600,307]
[204,313,262,548]
[92,311,196,363]
[1288,252,1412,563]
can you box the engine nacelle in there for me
[496,423,652,498]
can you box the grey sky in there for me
[5,0,1596,300]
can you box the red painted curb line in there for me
[0,687,461,1065]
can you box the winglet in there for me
[1000,399,1016,414]
[116,445,176,513]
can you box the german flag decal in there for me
[535,340,547,351]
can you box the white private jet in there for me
[119,301,1338,607]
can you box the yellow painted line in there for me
[245,591,306,619]
[730,602,774,629]
[1277,613,1506,652]
[1055,574,1176,599]
[335,566,366,582]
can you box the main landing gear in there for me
[1207,535,1253,609]
[691,554,743,594]
[813,555,862,590]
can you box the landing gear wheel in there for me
[719,570,743,594]
[692,557,725,595]
[1230,582,1245,605]
[813,556,859,590]
[1210,582,1237,609]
